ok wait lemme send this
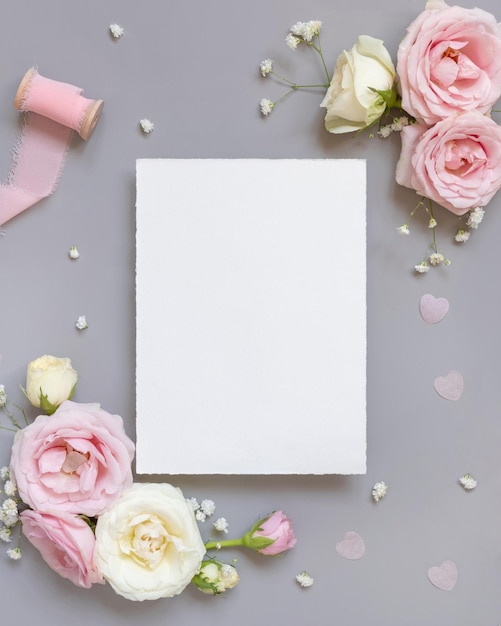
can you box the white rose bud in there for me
[25,355,78,414]
[194,561,240,595]
[320,35,396,134]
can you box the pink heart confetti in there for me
[335,531,365,560]
[419,294,449,324]
[427,560,458,591]
[434,370,464,401]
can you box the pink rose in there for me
[397,0,501,125]
[247,510,297,555]
[20,509,104,588]
[10,400,135,516]
[396,111,501,215]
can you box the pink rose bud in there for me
[243,510,296,555]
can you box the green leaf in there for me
[38,389,59,415]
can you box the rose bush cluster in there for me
[3,355,297,601]
[321,0,501,217]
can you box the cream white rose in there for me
[320,35,396,134]
[95,483,206,601]
[25,355,78,412]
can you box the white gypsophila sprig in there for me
[285,33,301,49]
[378,125,392,139]
[186,497,199,511]
[3,479,16,497]
[296,571,314,587]
[289,20,322,42]
[0,385,6,407]
[372,481,388,502]
[68,245,80,259]
[455,229,470,243]
[390,116,410,132]
[260,99,275,116]
[459,474,477,490]
[429,252,445,266]
[0,467,9,481]
[0,499,19,527]
[6,547,21,560]
[397,224,410,235]
[428,217,437,229]
[109,23,124,39]
[260,59,273,76]
[467,207,485,229]
[213,517,229,533]
[195,509,207,523]
[0,527,12,542]
[75,315,88,330]
[200,499,216,517]
[140,118,154,134]
[414,261,430,274]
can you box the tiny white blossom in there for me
[186,497,199,511]
[260,59,273,76]
[372,481,388,502]
[414,261,430,274]
[296,571,314,587]
[7,547,21,560]
[260,99,274,116]
[396,224,410,235]
[75,315,88,330]
[0,527,12,542]
[140,118,155,134]
[455,229,470,243]
[428,217,437,228]
[4,479,16,497]
[467,207,485,229]
[0,385,6,407]
[0,467,9,481]
[460,474,477,490]
[68,245,80,260]
[213,517,229,533]
[195,509,207,523]
[285,33,301,49]
[109,23,125,39]
[216,542,222,550]
[0,499,19,527]
[200,499,216,517]
[429,252,444,266]
[390,116,410,132]
[378,125,392,139]
[290,20,321,42]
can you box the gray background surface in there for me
[1,0,501,624]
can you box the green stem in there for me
[310,34,331,83]
[205,537,245,550]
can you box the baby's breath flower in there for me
[429,252,444,266]
[290,20,322,42]
[467,207,485,229]
[140,119,154,134]
[296,571,314,587]
[396,224,410,235]
[0,467,9,481]
[390,116,410,132]
[3,479,16,497]
[186,497,199,511]
[0,498,19,527]
[213,517,229,533]
[0,528,12,542]
[428,217,437,228]
[200,499,216,517]
[7,547,21,560]
[372,481,387,502]
[260,99,274,116]
[285,33,301,49]
[195,509,207,523]
[260,59,273,76]
[109,23,124,39]
[460,474,477,490]
[455,229,470,243]
[0,385,6,407]
[414,261,430,274]
[68,245,80,260]
[377,125,392,139]
[75,315,88,330]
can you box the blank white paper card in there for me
[136,159,366,474]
